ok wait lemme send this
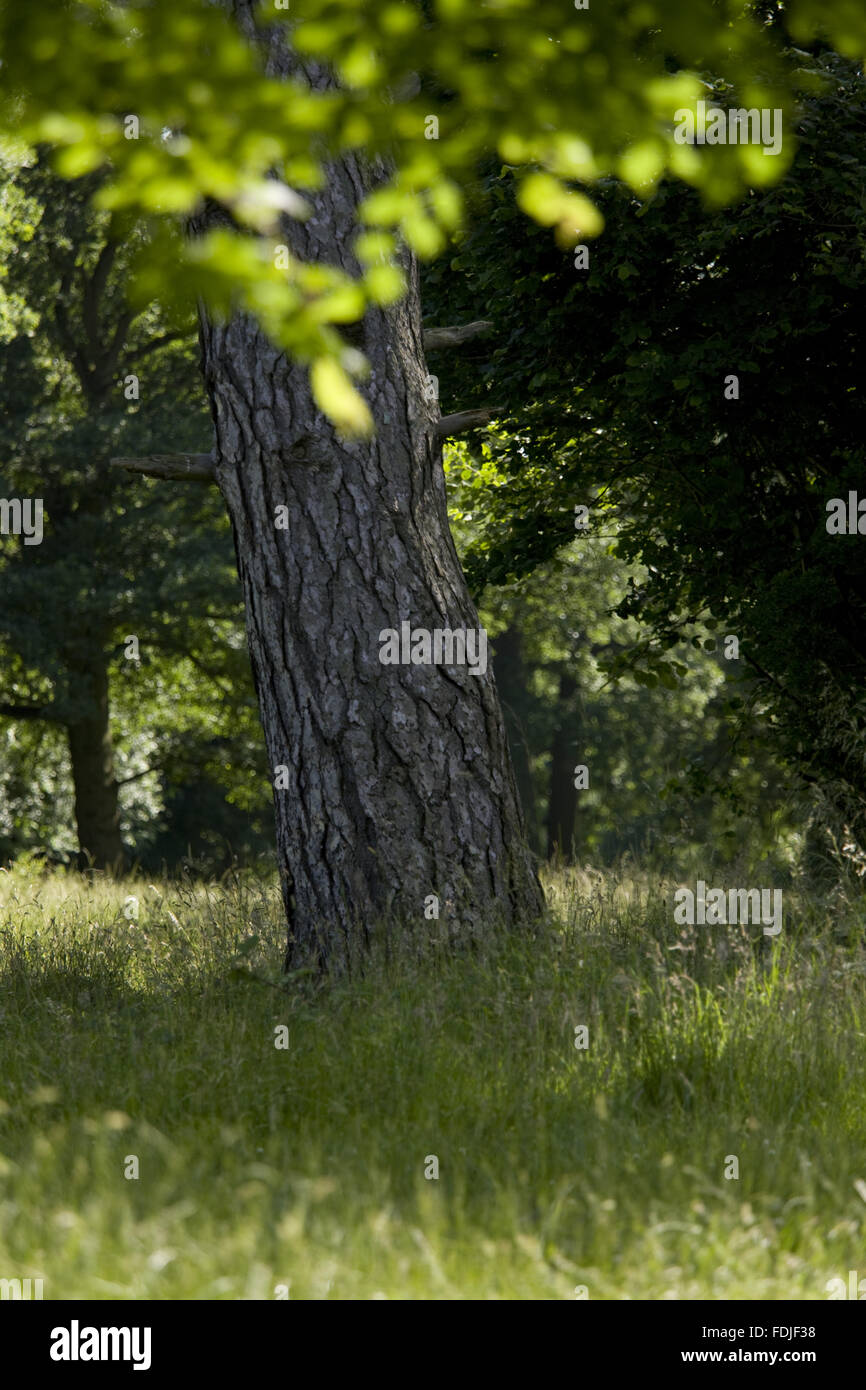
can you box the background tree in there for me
[0,155,269,869]
[467,517,802,876]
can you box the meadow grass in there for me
[0,859,865,1299]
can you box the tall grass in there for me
[0,859,864,1299]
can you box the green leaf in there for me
[310,357,373,439]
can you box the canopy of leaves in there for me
[2,0,862,427]
[470,534,802,876]
[427,50,866,828]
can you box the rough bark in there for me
[66,653,125,872]
[195,9,543,966]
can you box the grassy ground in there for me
[0,859,865,1300]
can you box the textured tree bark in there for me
[66,653,125,872]
[196,12,544,966]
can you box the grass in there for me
[0,859,865,1299]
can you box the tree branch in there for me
[144,635,235,696]
[0,703,53,721]
[436,406,504,439]
[54,291,92,394]
[123,330,190,365]
[116,766,159,787]
[423,320,494,352]
[105,309,135,367]
[111,453,217,482]
[83,238,117,350]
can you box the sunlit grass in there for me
[0,859,864,1299]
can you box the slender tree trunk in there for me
[195,20,542,965]
[546,670,579,860]
[66,653,125,872]
[493,624,540,855]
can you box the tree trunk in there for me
[195,20,542,965]
[66,653,125,872]
[492,624,541,855]
[546,670,579,860]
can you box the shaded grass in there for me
[0,860,865,1298]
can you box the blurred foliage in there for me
[2,0,862,428]
[0,150,273,870]
[450,477,805,877]
[427,49,866,849]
